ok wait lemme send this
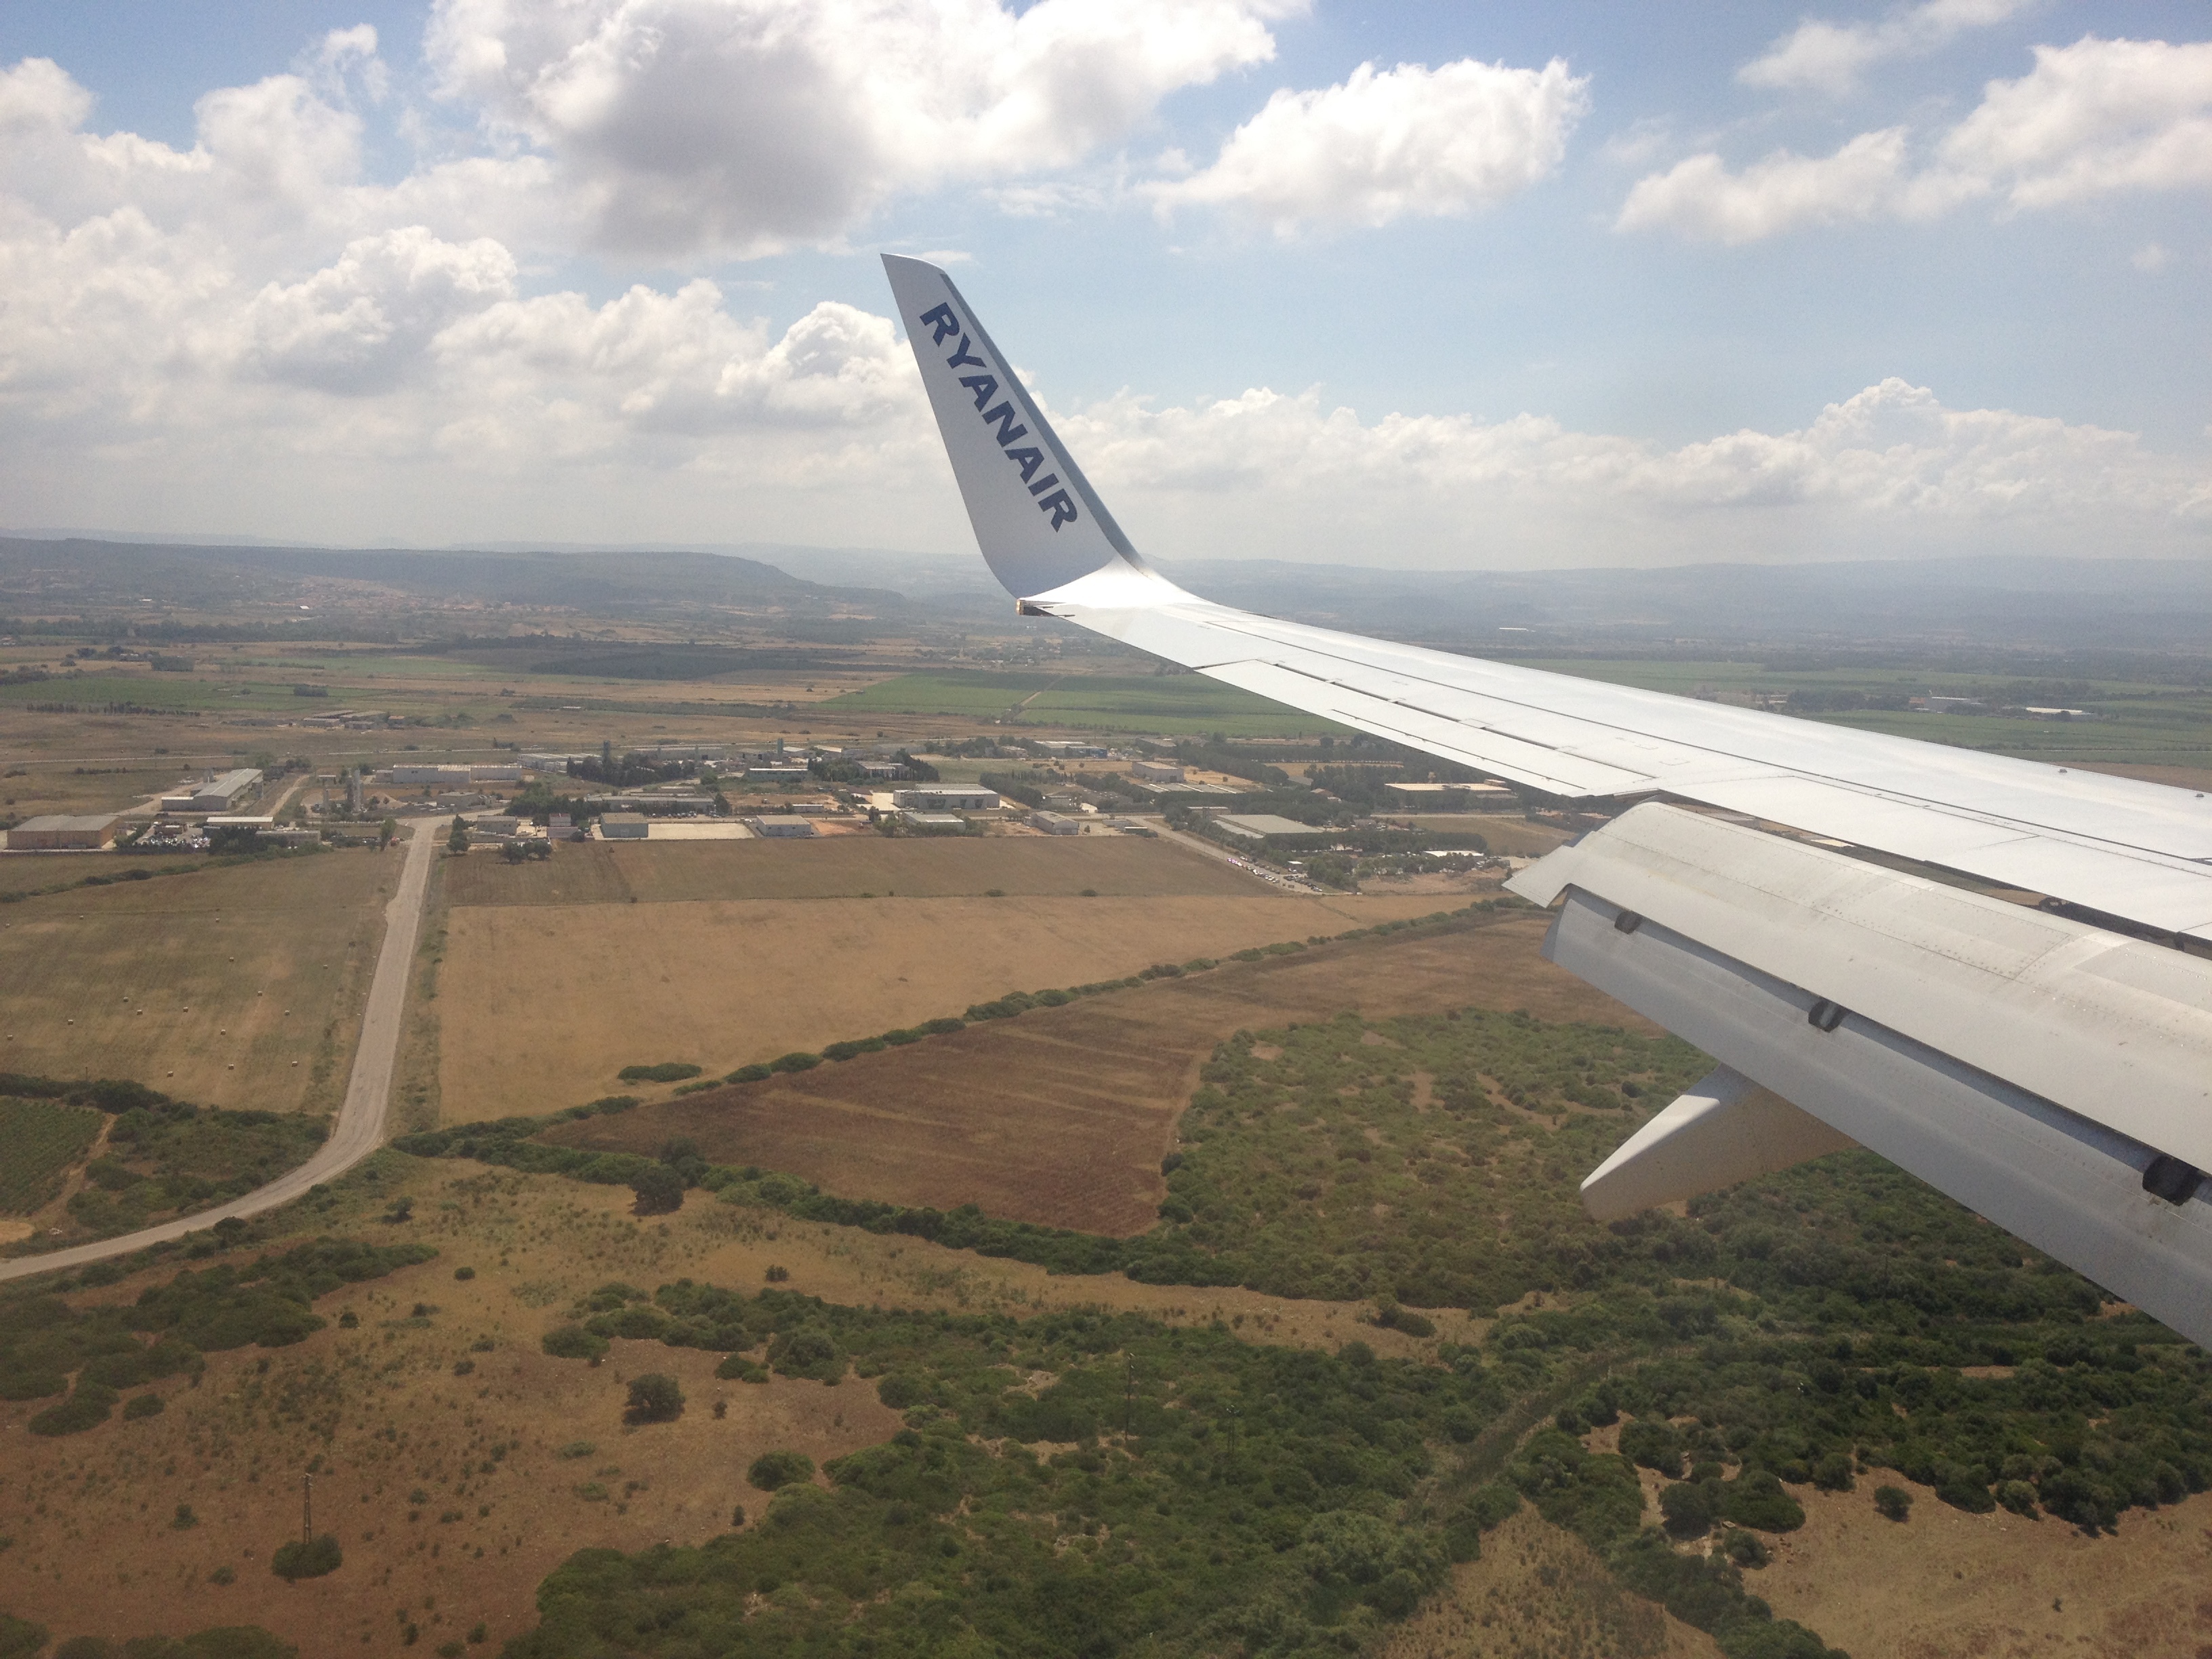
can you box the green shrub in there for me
[1721,1528,1771,1569]
[1996,1479,2039,1517]
[768,1052,821,1073]
[270,1533,342,1580]
[123,1391,167,1420]
[822,1038,887,1062]
[1810,1451,1855,1492]
[747,1450,815,1492]
[716,1355,769,1383]
[624,1373,685,1425]
[0,1614,48,1659]
[1873,1483,1912,1522]
[541,1324,609,1361]
[588,1095,639,1113]
[1620,1418,1687,1479]
[1721,1471,1805,1533]
[29,1382,117,1437]
[724,1065,772,1083]
[1660,1479,1719,1537]
[617,1063,702,1084]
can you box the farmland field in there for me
[443,833,1271,906]
[821,668,1356,736]
[0,1097,103,1212]
[539,910,1627,1233]
[0,849,396,1113]
[436,877,1461,1121]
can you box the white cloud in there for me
[2132,241,2170,272]
[1740,0,2030,97]
[0,37,2203,562]
[1057,376,2210,565]
[1624,37,2212,241]
[423,0,1300,258]
[1147,57,1588,233]
[1939,36,2212,207]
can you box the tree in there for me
[630,1165,685,1215]
[378,817,398,849]
[272,1533,343,1580]
[1873,1485,1913,1523]
[447,816,470,855]
[625,1373,684,1425]
[747,1451,814,1492]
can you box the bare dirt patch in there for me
[542,915,1643,1234]
[0,850,395,1112]
[1755,1481,2212,1659]
[436,888,1459,1122]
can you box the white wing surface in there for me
[884,255,2212,1345]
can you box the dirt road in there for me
[0,819,439,1283]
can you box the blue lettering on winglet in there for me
[916,306,1081,534]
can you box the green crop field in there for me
[823,669,1355,736]
[0,1097,102,1212]
[1514,657,2212,771]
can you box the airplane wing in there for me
[882,253,2212,1347]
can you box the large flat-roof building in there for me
[893,787,1000,812]
[163,769,263,813]
[383,764,473,789]
[7,813,121,850]
[1212,813,1328,843]
[1029,810,1080,836]
[747,816,817,838]
[599,813,650,840]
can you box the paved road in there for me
[0,819,441,1284]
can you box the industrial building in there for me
[1212,813,1327,844]
[581,794,716,815]
[901,810,968,833]
[1131,760,1185,783]
[7,814,121,850]
[382,764,473,789]
[893,787,1000,812]
[161,769,263,813]
[747,816,817,838]
[1029,810,1080,835]
[1382,781,1514,807]
[600,813,651,840]
[745,766,810,784]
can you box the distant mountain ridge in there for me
[5,535,2207,658]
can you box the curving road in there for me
[0,819,440,1284]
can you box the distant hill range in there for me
[5,534,2208,661]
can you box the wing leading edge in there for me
[884,255,2212,1346]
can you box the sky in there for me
[0,0,2207,571]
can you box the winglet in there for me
[883,254,1149,601]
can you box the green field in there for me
[824,669,1355,736]
[0,1097,102,1212]
[1515,657,2212,770]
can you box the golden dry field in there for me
[441,834,1273,905]
[546,912,1630,1233]
[434,837,1463,1120]
[0,850,396,1112]
[1754,1481,2212,1658]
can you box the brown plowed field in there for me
[541,913,1649,1235]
